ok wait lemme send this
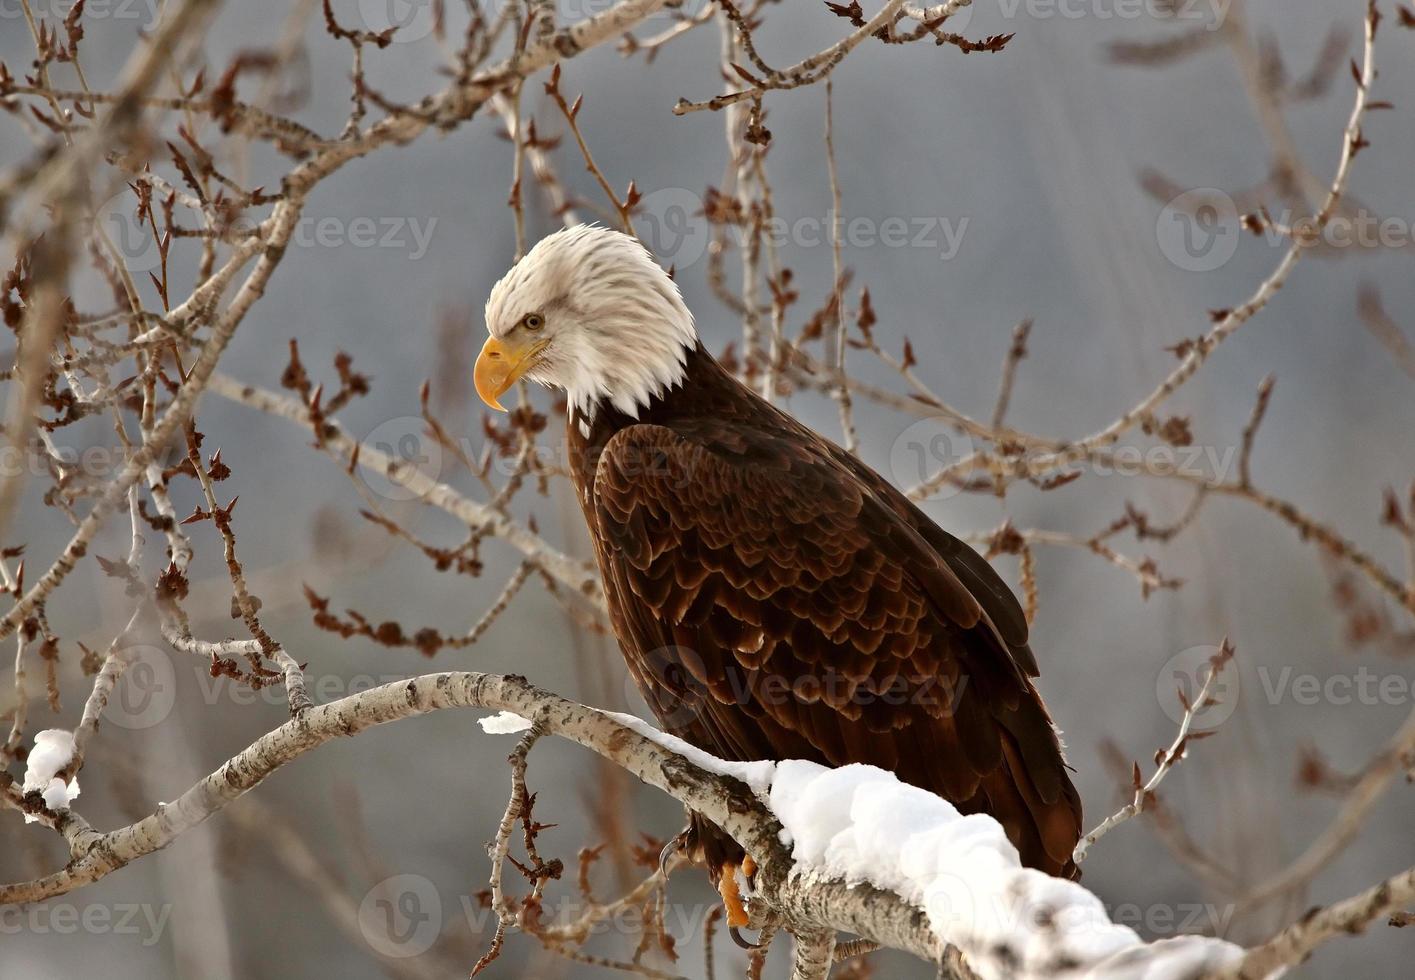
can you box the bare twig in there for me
[1074,641,1235,863]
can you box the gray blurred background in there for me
[2,0,1412,977]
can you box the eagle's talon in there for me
[658,834,686,879]
[729,856,760,948]
[729,925,762,950]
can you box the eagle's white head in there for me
[476,225,697,420]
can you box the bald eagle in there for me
[475,226,1081,924]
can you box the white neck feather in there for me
[564,337,693,423]
[555,230,698,421]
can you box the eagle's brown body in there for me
[567,342,1082,878]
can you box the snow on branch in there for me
[767,762,1244,979]
[18,728,79,822]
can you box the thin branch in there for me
[990,319,1032,430]
[474,722,545,975]
[1074,641,1234,863]
[1210,864,1415,980]
[824,80,856,453]
[205,373,604,606]
[673,0,911,115]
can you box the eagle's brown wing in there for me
[590,419,1081,876]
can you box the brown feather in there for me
[569,342,1081,878]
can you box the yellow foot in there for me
[742,854,757,879]
[717,863,750,928]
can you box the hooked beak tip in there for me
[474,335,525,412]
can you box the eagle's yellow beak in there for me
[474,335,537,412]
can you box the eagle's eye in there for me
[521,313,544,331]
